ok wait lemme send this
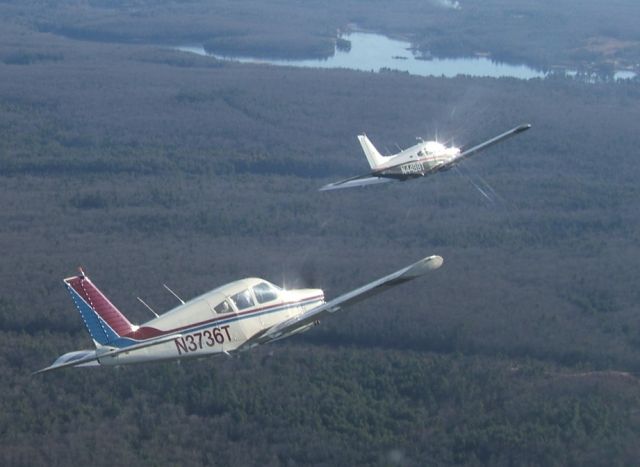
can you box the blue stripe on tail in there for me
[66,284,119,346]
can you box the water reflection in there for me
[174,32,637,82]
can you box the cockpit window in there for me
[230,289,255,310]
[252,282,280,304]
[214,300,233,315]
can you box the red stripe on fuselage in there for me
[124,295,325,341]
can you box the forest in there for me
[2,1,640,465]
[2,0,640,70]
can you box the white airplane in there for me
[35,255,443,373]
[320,123,531,191]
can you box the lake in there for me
[174,32,637,82]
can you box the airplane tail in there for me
[64,270,136,347]
[357,134,391,170]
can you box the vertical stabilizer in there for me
[357,134,391,170]
[64,273,136,346]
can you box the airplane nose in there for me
[313,289,325,301]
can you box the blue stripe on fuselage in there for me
[109,297,324,349]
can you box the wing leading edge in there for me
[240,255,443,349]
[456,123,531,162]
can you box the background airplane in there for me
[320,123,531,191]
[36,255,443,373]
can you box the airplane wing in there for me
[34,333,182,374]
[319,174,395,191]
[456,123,531,162]
[239,255,443,349]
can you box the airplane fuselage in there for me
[91,280,324,367]
[373,140,460,180]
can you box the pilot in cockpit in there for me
[215,300,232,314]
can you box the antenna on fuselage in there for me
[136,296,159,318]
[163,283,185,304]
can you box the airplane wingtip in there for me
[516,123,532,133]
[424,255,444,270]
[402,255,444,278]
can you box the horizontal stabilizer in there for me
[34,333,183,374]
[319,175,395,191]
[33,350,99,374]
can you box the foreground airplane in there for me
[36,255,443,373]
[320,123,531,191]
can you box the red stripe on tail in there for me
[66,275,135,336]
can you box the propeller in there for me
[279,260,320,290]
[299,261,319,289]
